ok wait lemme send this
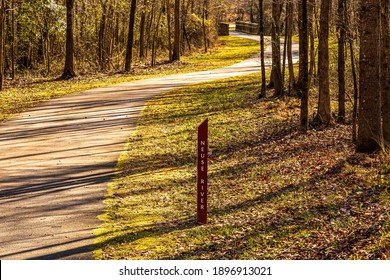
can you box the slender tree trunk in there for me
[282,7,288,86]
[60,0,77,80]
[172,0,181,61]
[259,0,266,98]
[152,4,163,67]
[139,0,147,59]
[316,0,332,126]
[46,35,51,74]
[0,0,4,90]
[270,0,283,96]
[297,0,304,92]
[11,0,15,80]
[357,0,383,152]
[308,0,315,88]
[287,0,297,95]
[125,0,137,72]
[202,0,208,53]
[145,4,155,59]
[166,0,173,61]
[300,0,309,131]
[381,0,390,147]
[98,1,107,70]
[350,39,358,143]
[337,0,346,123]
[345,0,359,142]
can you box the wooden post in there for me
[197,119,208,224]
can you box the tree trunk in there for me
[145,4,155,59]
[345,0,359,142]
[270,0,283,97]
[172,0,181,61]
[259,0,266,98]
[98,1,107,70]
[350,39,358,143]
[125,0,137,72]
[308,0,316,88]
[316,0,332,126]
[166,0,173,61]
[300,0,310,131]
[60,0,77,80]
[202,0,208,53]
[282,8,288,86]
[337,0,346,123]
[287,0,297,96]
[11,0,15,80]
[152,4,163,67]
[297,0,304,92]
[357,0,383,152]
[0,0,4,90]
[139,0,147,60]
[381,0,390,147]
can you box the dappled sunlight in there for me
[96,72,389,260]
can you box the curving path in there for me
[0,32,299,259]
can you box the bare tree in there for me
[316,0,332,126]
[11,0,15,80]
[357,0,383,152]
[172,0,180,61]
[259,0,266,98]
[270,0,284,97]
[337,0,346,123]
[60,0,77,80]
[0,0,4,90]
[125,0,137,72]
[139,0,147,59]
[300,0,310,131]
[286,0,297,96]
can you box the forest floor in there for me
[95,72,389,260]
[0,32,287,260]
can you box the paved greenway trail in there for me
[0,32,299,259]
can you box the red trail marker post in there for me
[197,119,208,225]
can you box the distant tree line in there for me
[0,0,235,85]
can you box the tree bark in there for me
[60,0,77,80]
[337,0,346,123]
[308,0,316,88]
[300,0,310,131]
[202,0,208,53]
[152,4,163,67]
[316,0,332,126]
[125,0,137,72]
[11,0,15,80]
[357,0,383,152]
[0,0,4,90]
[270,0,283,97]
[98,1,108,70]
[350,39,359,143]
[282,8,288,86]
[172,0,181,61]
[139,0,147,59]
[381,0,390,147]
[287,0,297,96]
[345,0,359,142]
[259,0,266,98]
[166,0,173,61]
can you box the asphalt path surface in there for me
[0,31,299,259]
